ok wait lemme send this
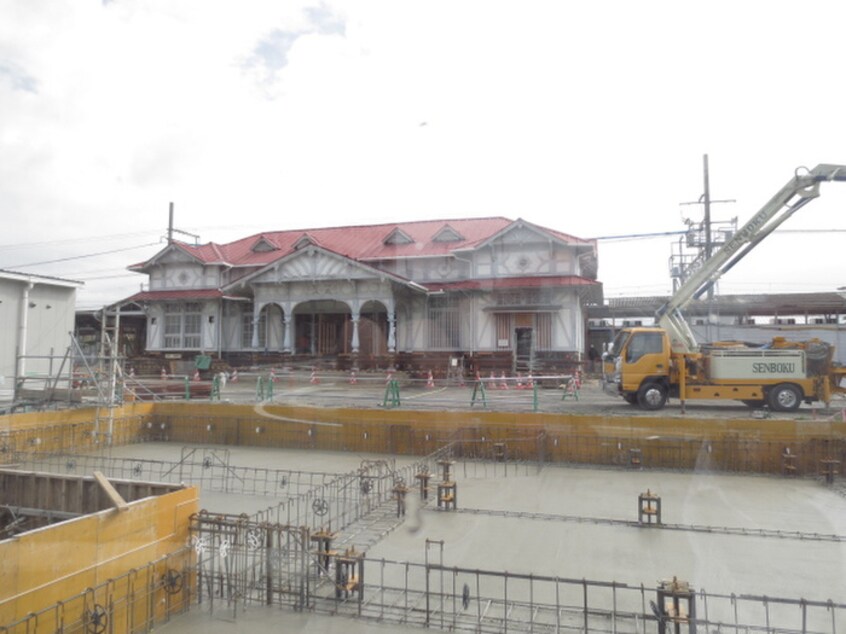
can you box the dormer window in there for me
[384,228,414,246]
[251,236,278,253]
[293,234,316,250]
[433,225,464,243]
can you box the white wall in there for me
[0,276,78,400]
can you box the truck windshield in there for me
[607,330,630,359]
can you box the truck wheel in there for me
[767,384,802,412]
[637,383,667,410]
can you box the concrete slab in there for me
[89,441,846,632]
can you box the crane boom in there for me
[656,164,846,353]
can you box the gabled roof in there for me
[222,242,429,293]
[128,217,594,271]
[128,242,211,272]
[461,218,595,253]
[422,275,599,292]
[123,289,226,302]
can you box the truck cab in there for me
[602,327,672,410]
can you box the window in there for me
[625,331,664,363]
[495,314,511,348]
[428,297,460,349]
[432,225,464,242]
[242,309,267,348]
[536,313,552,350]
[163,303,202,349]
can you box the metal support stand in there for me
[782,450,797,476]
[437,482,457,510]
[383,380,401,408]
[639,489,662,525]
[415,470,432,500]
[470,380,487,408]
[819,459,840,485]
[655,577,696,634]
[333,547,365,602]
[437,459,457,510]
[310,529,336,577]
[561,376,580,401]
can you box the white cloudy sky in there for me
[2,0,846,310]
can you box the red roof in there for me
[125,289,225,302]
[423,276,599,292]
[133,217,596,270]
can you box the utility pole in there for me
[703,155,712,262]
[165,202,201,245]
[675,155,736,298]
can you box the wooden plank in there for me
[93,470,129,511]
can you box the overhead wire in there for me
[7,242,161,269]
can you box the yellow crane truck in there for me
[602,164,846,411]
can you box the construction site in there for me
[1,163,846,634]
[1,367,845,634]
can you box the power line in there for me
[8,242,160,269]
[0,230,162,251]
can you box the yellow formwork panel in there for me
[0,484,198,627]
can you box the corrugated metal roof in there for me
[423,275,598,292]
[125,289,225,302]
[133,217,596,270]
